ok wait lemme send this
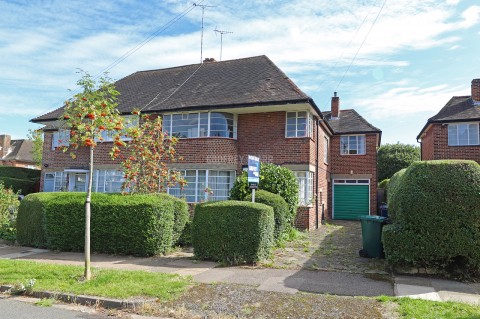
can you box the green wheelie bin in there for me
[358,215,387,258]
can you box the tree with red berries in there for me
[122,114,186,194]
[60,71,126,280]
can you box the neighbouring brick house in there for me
[31,55,381,229]
[0,134,38,169]
[417,79,480,162]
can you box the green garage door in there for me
[333,184,369,220]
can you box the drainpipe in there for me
[315,118,319,229]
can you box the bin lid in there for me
[358,215,387,222]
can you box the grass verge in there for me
[378,296,480,319]
[0,259,191,300]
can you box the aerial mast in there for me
[194,3,216,63]
[214,28,233,61]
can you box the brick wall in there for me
[328,133,379,217]
[420,125,435,160]
[424,124,480,162]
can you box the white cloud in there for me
[457,6,480,28]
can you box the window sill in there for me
[447,144,480,147]
[176,137,237,140]
[340,153,367,156]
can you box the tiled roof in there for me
[323,109,381,134]
[32,55,315,122]
[417,96,480,138]
[1,139,34,163]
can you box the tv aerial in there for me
[194,3,216,63]
[214,27,233,61]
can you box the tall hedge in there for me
[192,201,274,265]
[17,192,182,256]
[0,167,40,195]
[0,177,36,195]
[153,193,189,245]
[245,190,288,241]
[383,160,480,276]
[385,168,406,221]
[229,163,298,226]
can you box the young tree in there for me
[60,71,125,280]
[27,129,43,167]
[377,143,420,181]
[121,114,186,194]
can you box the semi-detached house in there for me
[31,55,381,229]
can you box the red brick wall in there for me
[424,124,480,162]
[420,126,435,160]
[328,133,379,217]
[174,138,238,165]
[295,206,316,230]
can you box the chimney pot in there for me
[331,93,340,118]
[472,78,480,102]
[0,135,11,158]
[203,58,216,63]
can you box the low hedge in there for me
[245,190,288,241]
[192,200,274,265]
[17,192,181,256]
[0,177,36,195]
[383,160,480,277]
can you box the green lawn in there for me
[0,259,192,300]
[378,296,480,319]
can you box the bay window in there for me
[295,171,314,205]
[163,112,236,138]
[286,111,313,138]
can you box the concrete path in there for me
[2,245,480,304]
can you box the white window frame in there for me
[43,171,67,192]
[285,111,312,138]
[97,115,139,142]
[52,130,70,149]
[163,112,237,139]
[324,136,329,164]
[295,171,314,206]
[167,169,236,203]
[340,134,366,155]
[448,122,480,146]
[93,169,124,193]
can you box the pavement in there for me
[1,243,480,306]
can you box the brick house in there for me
[0,134,38,169]
[417,79,480,162]
[31,55,381,229]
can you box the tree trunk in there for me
[84,146,94,280]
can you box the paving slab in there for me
[395,275,432,286]
[257,276,303,294]
[430,278,478,294]
[395,284,441,301]
[437,291,480,305]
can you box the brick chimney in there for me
[203,58,216,63]
[472,79,480,102]
[331,92,340,118]
[0,135,11,158]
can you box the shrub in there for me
[0,182,19,242]
[378,178,389,189]
[0,167,40,180]
[230,163,298,225]
[245,190,288,241]
[153,193,189,245]
[192,200,274,264]
[383,160,480,277]
[17,192,179,256]
[386,168,406,221]
[0,177,36,195]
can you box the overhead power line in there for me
[36,1,204,118]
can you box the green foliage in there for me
[17,193,47,247]
[177,219,192,246]
[385,168,406,221]
[378,178,389,189]
[192,200,274,264]
[377,143,420,181]
[27,129,43,167]
[0,166,40,195]
[383,160,480,277]
[230,163,299,225]
[153,193,189,245]
[0,181,19,241]
[16,192,183,256]
[245,190,288,242]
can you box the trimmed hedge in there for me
[378,178,390,189]
[0,166,40,180]
[0,177,36,195]
[385,168,406,221]
[192,200,274,264]
[383,160,480,277]
[17,192,181,256]
[245,190,288,241]
[153,193,189,245]
[229,163,299,226]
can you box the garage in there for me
[333,179,370,220]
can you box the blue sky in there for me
[1,0,479,145]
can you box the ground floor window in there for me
[43,169,124,193]
[168,169,235,202]
[295,171,314,205]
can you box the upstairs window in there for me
[163,112,236,139]
[324,136,329,163]
[286,111,312,138]
[340,135,366,155]
[52,130,70,149]
[98,115,139,142]
[448,123,479,146]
